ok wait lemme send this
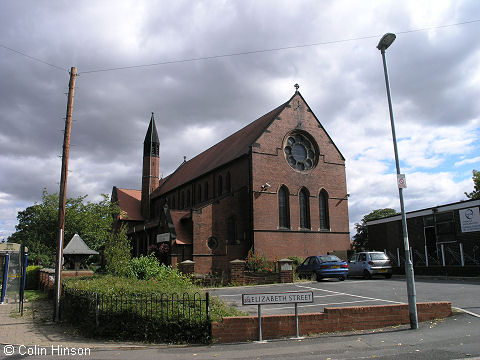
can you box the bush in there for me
[60,274,243,343]
[129,254,163,280]
[245,249,275,273]
[288,256,304,266]
[25,265,42,290]
[104,224,131,277]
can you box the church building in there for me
[112,86,350,274]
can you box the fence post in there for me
[206,292,211,338]
[424,245,429,267]
[459,243,465,267]
[95,293,100,327]
[1,253,10,304]
[441,244,446,267]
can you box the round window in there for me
[207,237,218,250]
[283,131,318,171]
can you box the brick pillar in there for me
[230,259,246,285]
[178,260,195,275]
[278,258,293,283]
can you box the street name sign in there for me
[242,291,313,305]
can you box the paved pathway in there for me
[0,300,146,350]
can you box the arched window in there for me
[226,172,231,193]
[204,182,209,200]
[218,175,223,196]
[278,185,290,229]
[319,190,330,230]
[299,188,311,229]
[197,184,202,203]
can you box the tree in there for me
[104,224,131,277]
[8,189,119,265]
[352,208,399,252]
[465,169,480,200]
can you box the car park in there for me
[348,251,393,279]
[296,255,349,281]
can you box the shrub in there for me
[25,265,42,290]
[61,274,243,343]
[245,249,275,273]
[288,256,304,266]
[104,224,131,277]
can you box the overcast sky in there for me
[1,0,479,242]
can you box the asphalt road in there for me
[3,313,479,359]
[207,276,480,316]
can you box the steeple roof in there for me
[144,112,159,156]
[144,113,159,144]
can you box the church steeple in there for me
[141,113,160,219]
[144,112,159,157]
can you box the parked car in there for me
[296,255,348,281]
[348,251,392,279]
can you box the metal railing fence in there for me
[385,243,479,267]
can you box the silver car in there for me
[348,251,393,279]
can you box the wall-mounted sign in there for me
[459,207,480,233]
[156,233,170,243]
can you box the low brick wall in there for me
[39,268,95,291]
[212,302,451,343]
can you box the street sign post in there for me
[242,291,313,341]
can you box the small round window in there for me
[283,131,318,171]
[207,237,218,250]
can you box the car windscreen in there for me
[319,255,341,262]
[370,253,389,260]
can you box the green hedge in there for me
[60,274,243,343]
[25,265,42,290]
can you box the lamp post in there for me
[377,33,418,329]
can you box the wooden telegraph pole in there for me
[54,67,77,322]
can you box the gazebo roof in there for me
[63,234,99,255]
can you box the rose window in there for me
[283,132,318,171]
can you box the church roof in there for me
[152,100,288,197]
[170,210,193,245]
[63,234,99,255]
[112,187,143,221]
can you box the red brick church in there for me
[112,86,350,274]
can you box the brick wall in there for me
[39,268,95,291]
[212,302,452,343]
[250,94,350,260]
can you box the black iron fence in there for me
[60,287,211,343]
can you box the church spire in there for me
[144,112,159,157]
[141,112,160,219]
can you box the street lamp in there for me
[377,33,418,329]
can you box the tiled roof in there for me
[170,210,193,245]
[114,188,143,221]
[63,234,99,255]
[152,101,288,197]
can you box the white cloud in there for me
[1,0,479,241]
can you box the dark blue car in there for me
[296,255,348,281]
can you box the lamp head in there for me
[377,33,396,51]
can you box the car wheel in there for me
[385,273,392,279]
[339,276,345,281]
[363,270,372,280]
[313,272,321,282]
